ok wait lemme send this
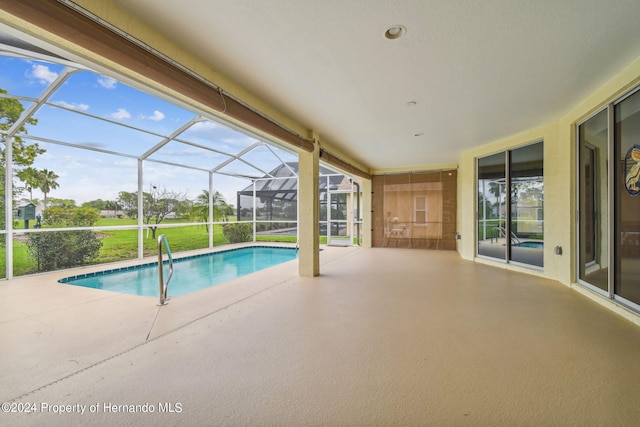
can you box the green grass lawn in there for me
[97,218,233,261]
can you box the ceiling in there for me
[108,0,640,171]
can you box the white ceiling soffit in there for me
[112,0,640,170]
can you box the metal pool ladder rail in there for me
[157,234,174,306]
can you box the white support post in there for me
[5,136,13,279]
[252,180,257,242]
[327,177,332,245]
[298,132,320,277]
[361,179,372,248]
[137,159,144,259]
[209,172,214,248]
[350,180,355,246]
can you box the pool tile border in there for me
[58,245,297,284]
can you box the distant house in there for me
[99,210,125,218]
[236,162,350,222]
[236,162,357,242]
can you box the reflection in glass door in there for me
[477,153,507,261]
[477,142,544,267]
[614,90,640,307]
[583,146,597,265]
[578,109,608,292]
[510,143,544,267]
[581,89,640,310]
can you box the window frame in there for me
[414,195,427,226]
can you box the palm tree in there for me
[16,166,40,201]
[190,190,230,231]
[39,168,59,209]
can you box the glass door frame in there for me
[612,86,640,311]
[476,151,508,263]
[476,141,544,269]
[581,143,598,267]
[575,106,613,298]
[575,85,640,313]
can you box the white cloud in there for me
[110,108,131,120]
[52,100,90,111]
[189,121,219,132]
[143,110,165,121]
[97,76,117,89]
[29,64,58,84]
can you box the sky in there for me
[0,54,300,207]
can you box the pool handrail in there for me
[157,234,174,306]
[494,226,521,245]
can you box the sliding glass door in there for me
[614,90,640,307]
[577,109,608,292]
[577,88,640,311]
[477,153,507,260]
[510,143,544,267]
[477,142,544,268]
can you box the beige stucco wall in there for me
[457,54,640,289]
[457,123,563,279]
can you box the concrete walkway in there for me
[1,246,640,426]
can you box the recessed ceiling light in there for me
[385,25,406,40]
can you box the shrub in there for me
[222,223,252,243]
[44,205,100,227]
[26,205,103,271]
[27,230,102,271]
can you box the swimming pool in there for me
[59,246,298,297]
[512,241,543,249]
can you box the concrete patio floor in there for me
[1,245,640,426]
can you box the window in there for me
[414,196,427,225]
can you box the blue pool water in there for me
[59,246,298,297]
[512,241,543,249]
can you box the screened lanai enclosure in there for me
[0,30,361,278]
[237,162,361,246]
